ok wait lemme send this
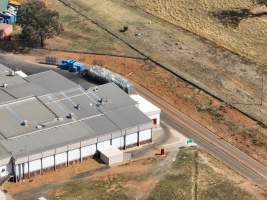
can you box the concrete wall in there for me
[14,128,153,181]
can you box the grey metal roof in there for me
[0,97,57,139]
[0,66,152,161]
[0,89,15,104]
[0,64,10,75]
[87,83,136,112]
[0,74,27,87]
[104,106,152,131]
[82,115,121,136]
[1,121,97,158]
[3,82,49,99]
[26,70,79,93]
[0,143,11,166]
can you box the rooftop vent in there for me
[93,87,98,92]
[9,70,15,76]
[74,104,81,110]
[21,120,28,127]
[2,83,8,88]
[36,125,43,129]
[67,113,74,119]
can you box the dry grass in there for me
[45,0,142,57]
[134,0,267,67]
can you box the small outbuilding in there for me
[130,94,161,127]
[98,145,124,166]
[0,23,13,40]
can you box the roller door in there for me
[81,144,96,158]
[139,129,152,142]
[23,163,29,175]
[68,149,80,162]
[111,137,124,148]
[55,152,67,165]
[29,159,41,172]
[15,165,19,178]
[42,156,54,169]
[23,163,28,175]
[97,140,111,150]
[125,133,138,146]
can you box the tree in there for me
[256,0,267,6]
[17,0,63,47]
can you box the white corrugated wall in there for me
[111,136,124,148]
[42,156,54,169]
[139,129,152,142]
[68,149,80,162]
[97,140,111,150]
[81,144,96,158]
[29,159,41,173]
[125,133,138,146]
[55,152,67,165]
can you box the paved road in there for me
[135,85,267,191]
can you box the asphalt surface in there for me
[1,53,267,191]
[0,54,96,89]
[135,84,267,191]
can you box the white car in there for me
[37,197,48,200]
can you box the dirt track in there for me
[57,0,267,126]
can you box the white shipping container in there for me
[98,146,124,165]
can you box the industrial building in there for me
[0,64,159,182]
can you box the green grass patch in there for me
[196,104,224,121]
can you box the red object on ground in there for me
[160,148,165,155]
[0,23,13,40]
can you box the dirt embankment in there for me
[54,0,267,127]
[28,49,267,167]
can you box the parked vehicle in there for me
[0,13,16,24]
[58,60,86,73]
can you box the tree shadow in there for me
[211,8,267,28]
[0,36,31,53]
[257,0,267,6]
